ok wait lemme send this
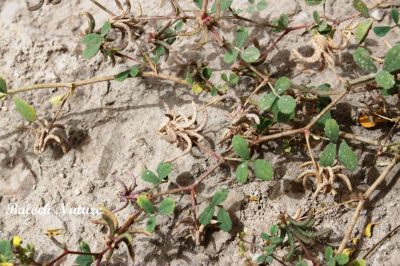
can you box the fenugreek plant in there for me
[1,0,400,265]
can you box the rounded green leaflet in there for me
[158,197,175,215]
[375,70,395,90]
[199,205,215,225]
[383,44,400,73]
[141,170,160,185]
[254,159,274,181]
[241,47,260,63]
[353,48,377,73]
[137,194,154,214]
[236,161,249,183]
[258,93,277,111]
[324,119,339,142]
[275,76,292,95]
[338,141,358,171]
[277,95,296,115]
[13,96,37,122]
[335,253,350,265]
[319,143,337,167]
[224,50,239,64]
[211,188,229,205]
[234,27,248,48]
[156,162,172,180]
[232,135,250,160]
[217,208,232,232]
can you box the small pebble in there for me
[371,9,385,21]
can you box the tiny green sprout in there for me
[199,188,232,232]
[324,246,349,266]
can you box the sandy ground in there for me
[0,0,399,265]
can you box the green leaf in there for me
[317,21,333,34]
[202,67,213,80]
[115,70,130,82]
[305,0,324,6]
[75,241,94,266]
[137,194,154,214]
[375,70,395,90]
[13,96,37,122]
[235,27,248,48]
[232,135,250,159]
[338,141,358,171]
[313,11,321,24]
[241,47,260,63]
[141,170,161,185]
[211,0,233,12]
[354,18,373,44]
[101,21,111,37]
[353,48,377,73]
[212,188,229,205]
[254,159,274,181]
[373,26,392,37]
[224,49,239,64]
[257,0,268,11]
[146,215,157,232]
[199,205,215,225]
[335,253,350,265]
[217,208,232,232]
[0,77,7,93]
[353,0,369,17]
[229,73,239,85]
[320,143,337,167]
[236,161,249,183]
[275,76,292,94]
[82,33,103,45]
[277,95,296,115]
[130,66,140,77]
[392,9,399,24]
[383,44,400,73]
[82,33,103,59]
[324,119,340,142]
[156,162,172,180]
[324,246,334,261]
[82,44,101,59]
[0,240,13,262]
[158,197,175,215]
[272,14,289,32]
[258,93,277,111]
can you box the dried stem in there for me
[337,156,399,253]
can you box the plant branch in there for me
[337,155,399,253]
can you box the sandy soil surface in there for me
[0,0,399,265]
